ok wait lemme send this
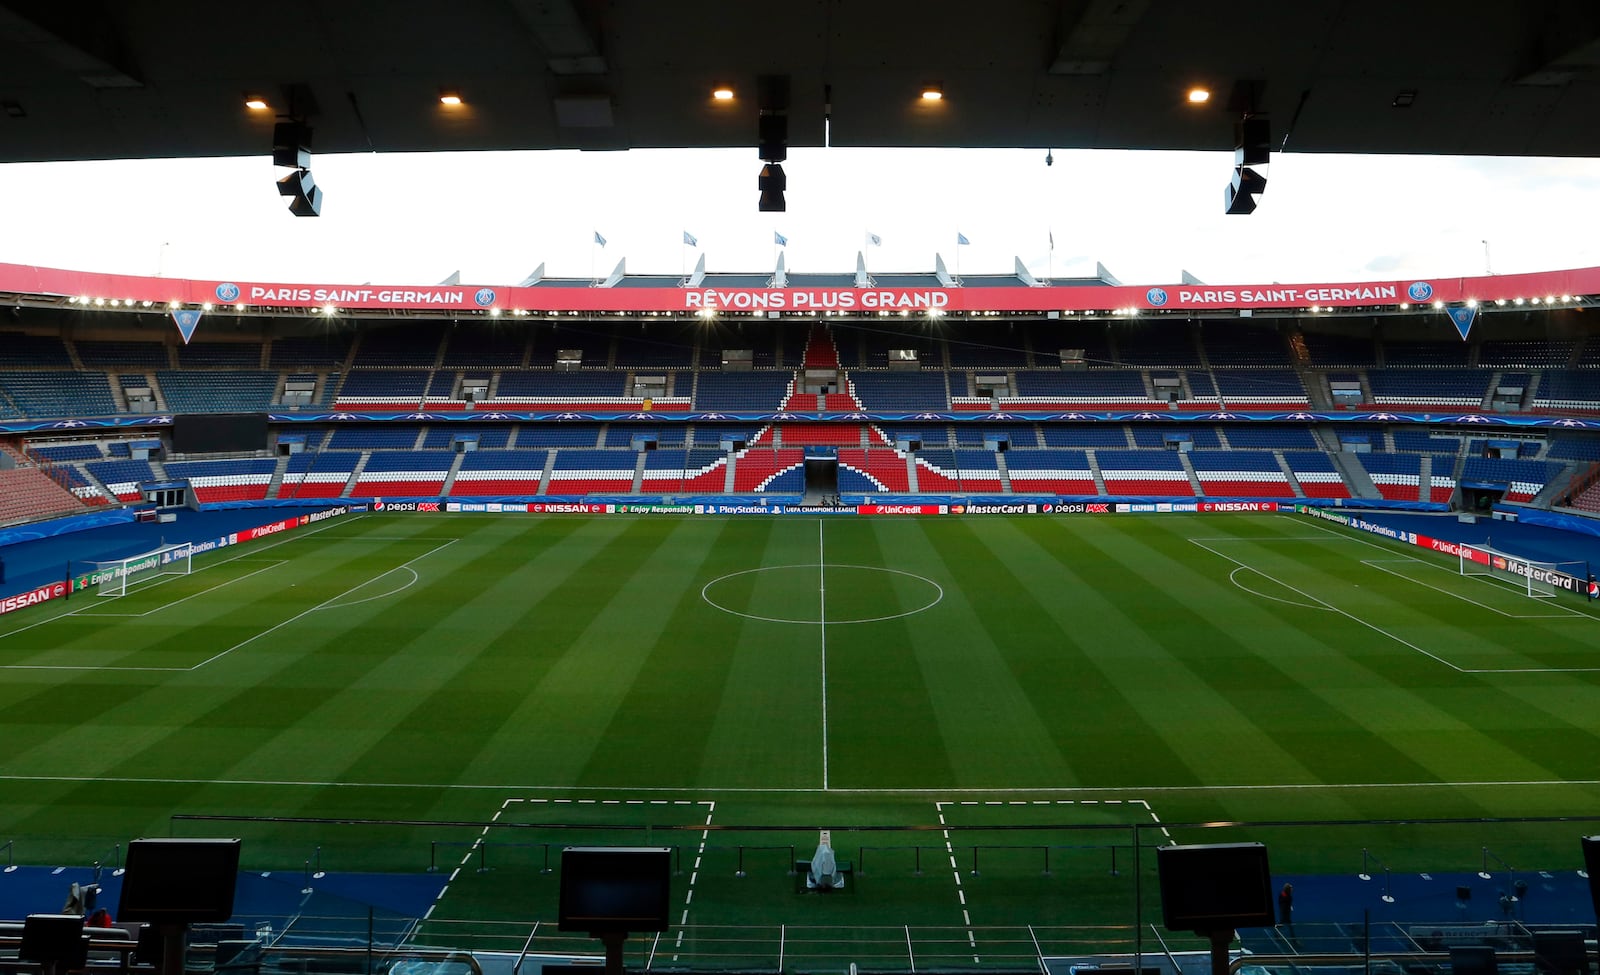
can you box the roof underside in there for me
[1,1,1598,163]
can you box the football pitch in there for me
[3,510,1600,960]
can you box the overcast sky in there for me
[2,148,1599,288]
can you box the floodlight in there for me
[711,85,735,101]
[277,168,323,217]
[243,95,269,111]
[1187,87,1210,104]
[758,163,786,212]
[921,83,943,101]
[439,90,463,106]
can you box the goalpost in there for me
[1459,544,1585,600]
[86,542,194,598]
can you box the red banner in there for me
[1198,501,1281,512]
[858,503,946,515]
[0,580,70,616]
[3,261,1597,314]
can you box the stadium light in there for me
[244,94,269,111]
[712,85,735,101]
[1187,87,1211,104]
[439,89,464,106]
[920,83,943,101]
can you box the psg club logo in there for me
[473,287,497,307]
[1146,287,1168,306]
[215,282,241,302]
[1407,281,1434,302]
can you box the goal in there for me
[1459,544,1584,600]
[86,542,193,597]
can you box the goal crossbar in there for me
[1459,544,1586,600]
[85,542,194,597]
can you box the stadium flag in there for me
[868,232,882,246]
[683,230,698,247]
[957,232,970,246]
[1048,230,1055,250]
[775,231,788,247]
[593,231,607,247]
[171,309,202,344]
[1446,305,1478,341]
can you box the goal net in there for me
[1459,544,1585,600]
[86,542,194,598]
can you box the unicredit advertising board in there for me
[2,262,1597,314]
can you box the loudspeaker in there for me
[1155,843,1275,933]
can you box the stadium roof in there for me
[0,1,1597,163]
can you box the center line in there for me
[819,519,829,791]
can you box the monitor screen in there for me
[1156,842,1275,932]
[558,847,671,934]
[117,838,241,924]
[19,914,90,967]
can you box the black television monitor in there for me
[558,847,672,934]
[1584,836,1600,922]
[1156,842,1275,933]
[117,838,242,924]
[19,914,90,969]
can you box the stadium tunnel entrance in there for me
[804,449,839,505]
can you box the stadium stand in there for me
[1282,451,1349,498]
[1095,449,1194,496]
[1459,456,1563,504]
[545,448,638,495]
[1367,369,1489,407]
[442,328,528,367]
[450,449,551,495]
[327,426,423,450]
[279,451,361,499]
[1212,370,1309,408]
[1221,425,1319,450]
[1041,425,1130,448]
[0,331,73,367]
[694,372,791,410]
[1532,372,1600,413]
[1003,448,1096,494]
[1200,325,1293,366]
[269,333,353,367]
[731,448,804,492]
[1188,449,1295,497]
[1358,452,1424,502]
[334,370,430,409]
[848,372,949,410]
[838,447,912,492]
[0,466,88,524]
[0,371,118,417]
[638,448,730,493]
[164,458,277,502]
[176,341,264,367]
[352,324,446,366]
[1112,323,1200,366]
[350,450,455,497]
[1383,338,1473,366]
[516,424,604,448]
[75,339,169,368]
[1301,330,1378,366]
[157,369,278,413]
[86,458,155,501]
[1011,370,1151,409]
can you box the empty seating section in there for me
[838,448,911,492]
[694,372,791,410]
[351,451,455,497]
[1533,372,1600,412]
[693,426,760,448]
[164,458,276,502]
[840,326,939,368]
[280,451,360,498]
[1004,449,1095,494]
[956,423,1037,446]
[0,332,72,366]
[177,342,263,367]
[546,449,637,495]
[604,426,654,447]
[335,370,430,408]
[1201,326,1291,366]
[1367,369,1488,407]
[27,442,103,461]
[1037,322,1112,368]
[1391,429,1461,453]
[612,328,696,367]
[442,329,527,367]
[0,371,117,417]
[492,370,637,408]
[1384,340,1470,366]
[1358,453,1423,501]
[1011,370,1150,408]
[353,324,445,366]
[87,459,155,500]
[327,426,422,450]
[1188,450,1293,497]
[731,448,804,492]
[516,424,602,447]
[531,328,611,367]
[1460,457,1561,503]
[1282,451,1349,498]
[848,372,947,410]
[1212,370,1308,407]
[284,373,328,407]
[1301,331,1376,366]
[1184,371,1218,401]
[779,424,862,446]
[1478,339,1573,367]
[946,331,1028,368]
[269,334,352,367]
[157,370,278,412]
[1549,436,1600,462]
[0,467,89,524]
[75,340,168,368]
[421,425,513,449]
[1130,426,1221,448]
[1096,449,1192,496]
[55,464,106,503]
[451,449,550,495]
[1428,454,1457,502]
[824,392,858,410]
[1221,426,1317,450]
[639,448,729,493]
[1112,324,1199,366]
[952,449,1003,491]
[1041,425,1129,448]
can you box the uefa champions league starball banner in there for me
[2,262,1599,314]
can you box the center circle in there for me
[701,564,944,625]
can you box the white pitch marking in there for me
[819,520,830,790]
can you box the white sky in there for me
[3,148,1599,288]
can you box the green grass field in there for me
[3,510,1600,965]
